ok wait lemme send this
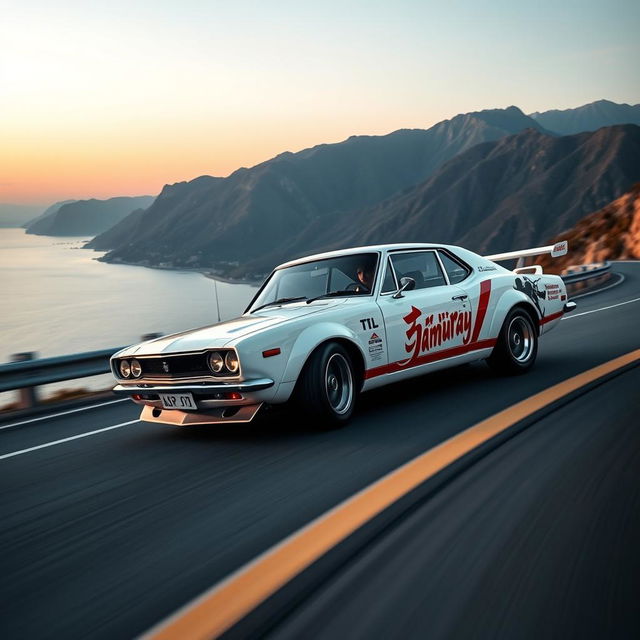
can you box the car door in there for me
[376,250,470,375]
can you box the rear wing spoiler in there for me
[485,241,568,266]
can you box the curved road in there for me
[1,262,639,639]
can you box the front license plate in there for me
[159,392,197,410]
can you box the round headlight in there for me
[225,350,239,373]
[119,360,131,378]
[208,351,224,373]
[130,359,142,378]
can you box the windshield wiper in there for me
[252,296,308,312]
[306,290,362,304]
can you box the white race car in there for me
[111,242,575,427]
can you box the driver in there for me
[355,264,374,292]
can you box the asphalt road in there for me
[265,365,640,640]
[1,262,639,639]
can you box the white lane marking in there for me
[570,273,625,300]
[0,419,140,461]
[0,399,128,431]
[563,295,640,319]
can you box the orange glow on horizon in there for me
[1,114,439,206]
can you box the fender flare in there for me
[486,288,542,338]
[281,322,367,384]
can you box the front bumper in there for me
[113,378,274,398]
[113,378,275,426]
[113,378,274,407]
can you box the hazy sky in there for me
[1,0,639,205]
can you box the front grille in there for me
[138,353,210,379]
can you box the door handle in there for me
[451,294,468,301]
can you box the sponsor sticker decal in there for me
[545,283,561,301]
[368,332,384,361]
[552,241,568,257]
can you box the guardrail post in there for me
[11,352,39,409]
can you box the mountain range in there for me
[26,196,155,236]
[82,99,640,278]
[21,200,77,228]
[88,106,548,266]
[260,125,640,268]
[530,99,640,135]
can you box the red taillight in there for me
[227,392,243,400]
[132,394,142,401]
[262,348,281,358]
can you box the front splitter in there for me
[139,403,263,425]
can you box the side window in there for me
[438,251,471,284]
[390,251,447,290]
[381,258,397,293]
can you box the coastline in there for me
[0,227,257,365]
[87,246,264,287]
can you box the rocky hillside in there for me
[88,106,547,268]
[538,184,640,273]
[26,196,155,236]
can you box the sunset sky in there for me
[2,0,639,206]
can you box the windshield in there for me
[248,253,379,312]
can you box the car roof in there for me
[276,243,464,270]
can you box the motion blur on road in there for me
[1,262,639,640]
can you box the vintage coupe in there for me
[111,242,575,427]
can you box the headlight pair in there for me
[208,350,239,375]
[119,359,142,379]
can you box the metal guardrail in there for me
[561,262,611,283]
[560,262,612,295]
[0,348,121,410]
[0,348,120,391]
[0,334,161,411]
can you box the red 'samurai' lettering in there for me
[403,305,472,362]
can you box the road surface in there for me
[1,262,639,639]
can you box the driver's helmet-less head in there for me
[356,264,374,290]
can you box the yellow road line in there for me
[147,349,640,640]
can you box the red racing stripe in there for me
[470,279,492,344]
[364,338,497,380]
[540,310,564,325]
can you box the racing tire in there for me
[295,342,357,428]
[487,308,538,375]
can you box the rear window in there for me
[438,251,471,284]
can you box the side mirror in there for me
[392,276,415,299]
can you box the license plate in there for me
[159,392,197,410]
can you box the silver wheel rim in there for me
[508,316,534,363]
[325,353,353,415]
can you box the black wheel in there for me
[487,308,538,375]
[295,342,357,428]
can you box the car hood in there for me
[120,299,348,356]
